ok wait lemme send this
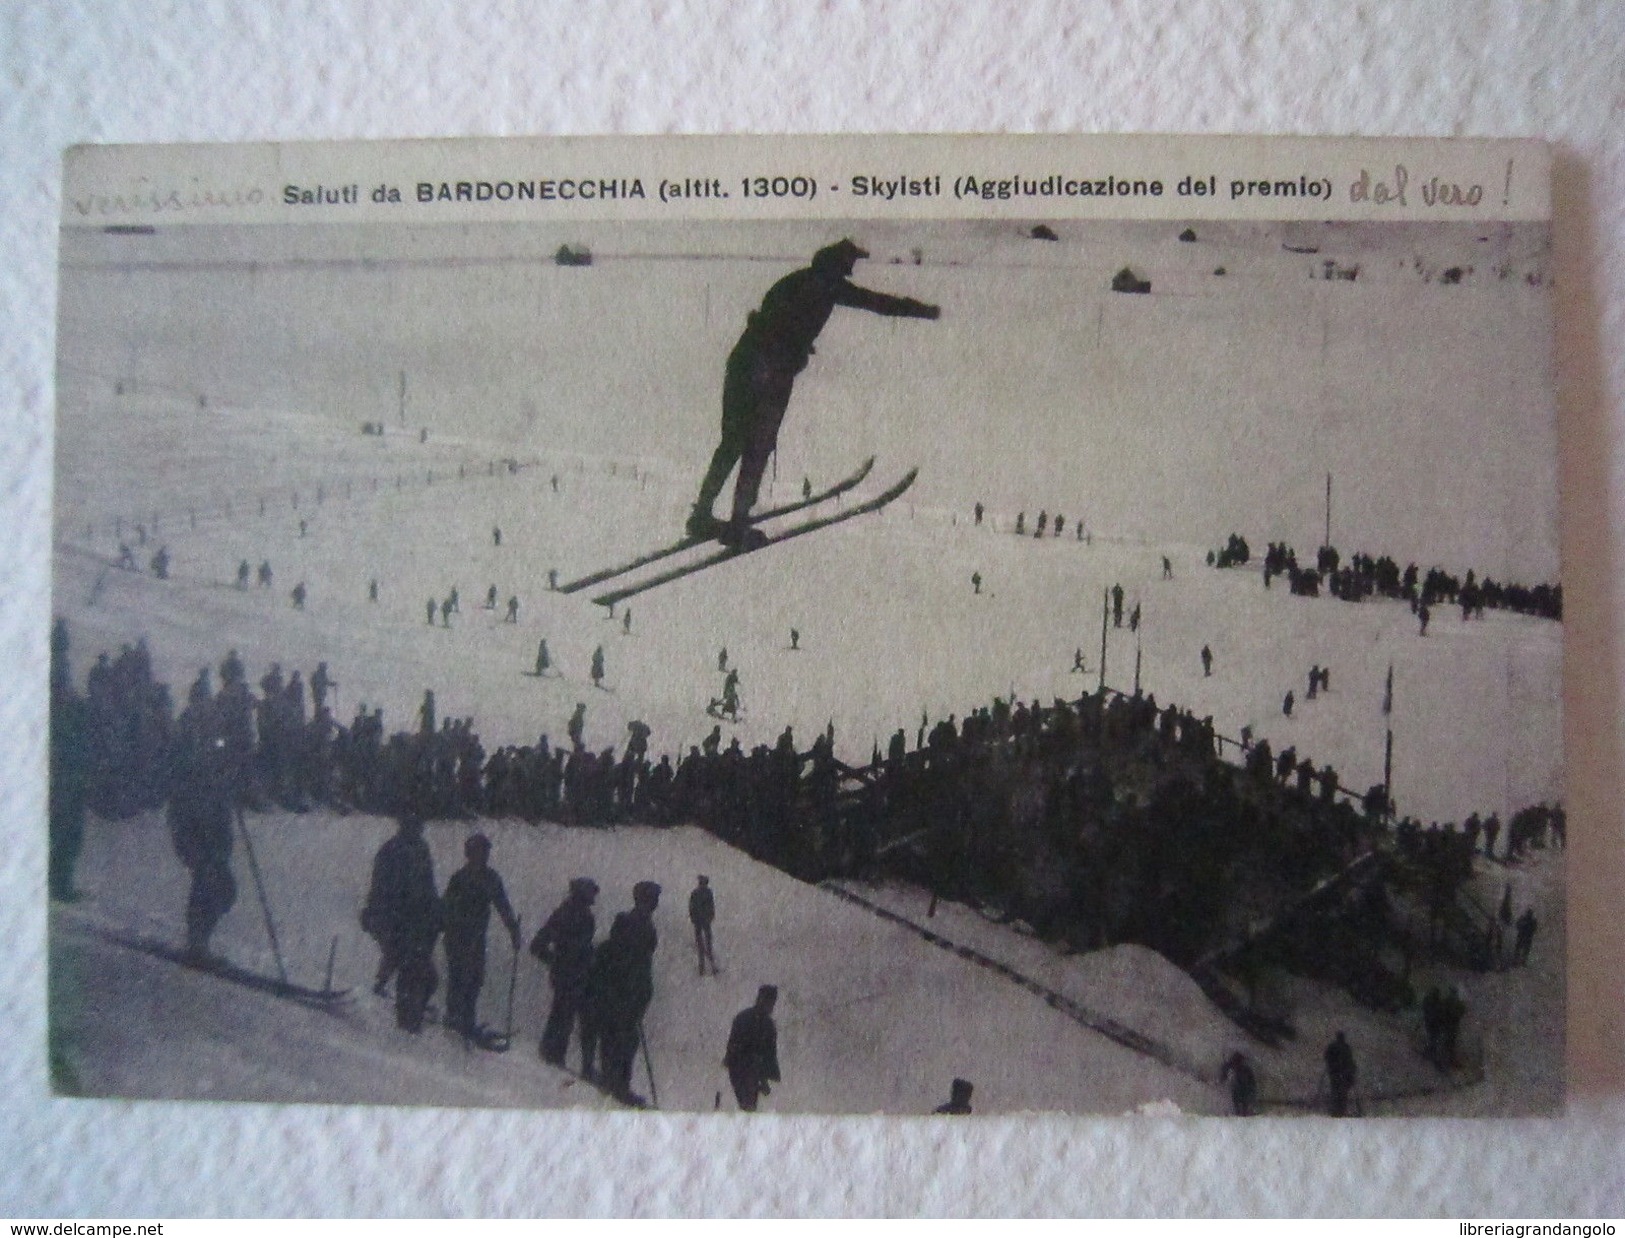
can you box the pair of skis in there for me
[555,457,918,607]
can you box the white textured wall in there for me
[3,0,1622,1217]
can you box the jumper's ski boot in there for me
[717,517,768,551]
[684,507,727,540]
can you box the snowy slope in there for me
[54,812,1223,1116]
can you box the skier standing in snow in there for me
[686,239,940,548]
[688,874,718,975]
[530,876,599,1069]
[585,880,662,1103]
[361,811,441,1031]
[723,984,782,1112]
[590,646,606,689]
[166,693,238,957]
[1323,1031,1358,1116]
[1221,1051,1259,1116]
[440,832,521,1044]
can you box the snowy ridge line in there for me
[59,452,549,547]
[818,881,1216,1086]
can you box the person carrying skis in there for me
[687,239,940,548]
[440,832,520,1045]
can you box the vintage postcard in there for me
[48,134,1561,1116]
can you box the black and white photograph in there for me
[47,137,1563,1117]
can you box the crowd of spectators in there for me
[1211,535,1562,622]
[51,621,1560,1013]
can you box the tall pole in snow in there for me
[1382,662,1395,819]
[1325,472,1333,549]
[1098,588,1109,695]
[1133,633,1142,696]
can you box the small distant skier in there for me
[934,1078,974,1115]
[441,833,520,1045]
[548,569,558,591]
[1129,602,1140,633]
[368,578,379,603]
[448,587,460,615]
[723,984,782,1112]
[686,239,940,548]
[299,519,307,538]
[974,502,984,526]
[441,597,454,627]
[1221,1051,1259,1116]
[118,543,137,570]
[485,585,498,610]
[688,874,718,975]
[718,647,729,673]
[1112,584,1124,628]
[1515,907,1539,964]
[492,525,502,547]
[236,559,250,590]
[971,572,982,595]
[623,609,632,635]
[291,581,306,610]
[1201,645,1213,677]
[506,596,519,623]
[1307,665,1320,700]
[567,703,587,750]
[535,639,552,677]
[789,628,800,651]
[427,598,437,626]
[591,646,606,689]
[151,546,170,579]
[310,662,334,710]
[802,476,813,501]
[1323,1031,1358,1116]
[1282,690,1295,718]
[1071,648,1087,674]
[711,668,741,720]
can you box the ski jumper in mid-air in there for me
[687,238,939,547]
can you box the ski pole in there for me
[503,916,521,1044]
[235,804,289,984]
[639,1021,660,1109]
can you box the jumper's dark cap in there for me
[812,238,869,270]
